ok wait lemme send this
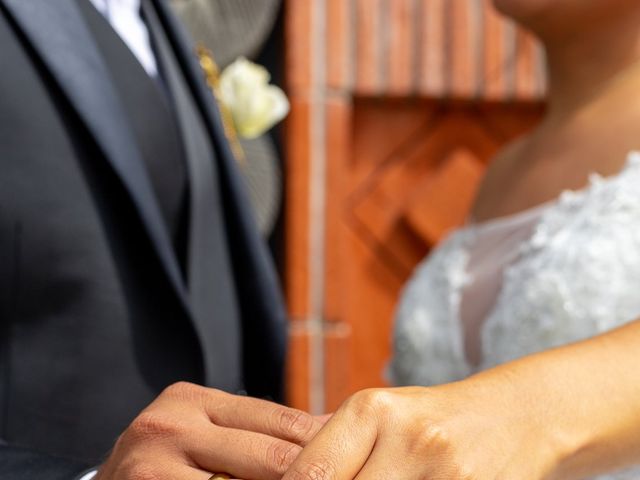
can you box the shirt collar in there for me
[88,0,142,18]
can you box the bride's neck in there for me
[542,19,640,125]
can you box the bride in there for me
[386,0,640,477]
[391,4,640,384]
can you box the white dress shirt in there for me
[78,470,98,480]
[88,0,158,76]
[77,5,160,480]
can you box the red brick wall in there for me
[284,0,546,414]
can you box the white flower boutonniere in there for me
[197,47,289,163]
[218,57,290,139]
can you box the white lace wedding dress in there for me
[390,152,640,479]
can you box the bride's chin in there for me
[491,0,553,23]
[490,0,583,40]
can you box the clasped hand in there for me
[94,382,326,480]
[95,375,564,480]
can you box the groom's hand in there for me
[94,382,324,480]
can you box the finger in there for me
[203,390,324,446]
[159,382,324,446]
[352,441,420,480]
[184,423,304,480]
[185,465,218,480]
[282,401,378,480]
[315,413,333,425]
[107,462,213,480]
[167,467,244,480]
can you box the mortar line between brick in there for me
[308,0,328,415]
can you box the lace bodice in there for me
[390,152,640,479]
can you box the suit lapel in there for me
[151,0,288,398]
[1,0,190,307]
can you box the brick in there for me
[323,323,352,412]
[355,0,384,95]
[286,324,311,411]
[324,95,352,323]
[514,29,546,100]
[387,0,417,96]
[285,0,314,92]
[418,0,446,97]
[405,147,484,244]
[482,0,510,100]
[450,0,482,98]
[326,0,354,91]
[344,226,399,393]
[284,96,312,319]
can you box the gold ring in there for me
[209,475,231,480]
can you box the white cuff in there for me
[77,468,98,480]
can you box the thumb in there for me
[283,400,377,480]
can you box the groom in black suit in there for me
[0,1,317,478]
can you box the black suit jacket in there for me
[0,0,287,475]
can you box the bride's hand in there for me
[282,376,566,480]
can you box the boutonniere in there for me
[197,46,290,163]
